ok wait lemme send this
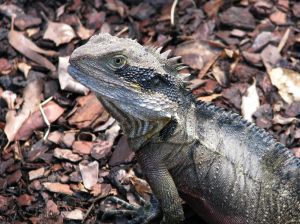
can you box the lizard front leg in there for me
[136,148,185,224]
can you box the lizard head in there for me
[68,33,190,145]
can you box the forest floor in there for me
[0,0,300,223]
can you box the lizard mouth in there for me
[67,65,122,89]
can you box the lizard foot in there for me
[102,195,160,224]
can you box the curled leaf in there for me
[8,30,56,71]
[43,21,76,46]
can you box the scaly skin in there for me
[68,33,300,224]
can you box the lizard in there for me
[68,33,300,224]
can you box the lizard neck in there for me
[96,91,198,152]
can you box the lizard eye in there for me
[108,55,127,70]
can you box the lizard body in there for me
[68,33,300,224]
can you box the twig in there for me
[278,28,290,53]
[82,202,95,223]
[115,27,128,37]
[39,96,53,140]
[171,0,179,26]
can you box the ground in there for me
[0,0,300,223]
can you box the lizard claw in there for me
[102,195,161,224]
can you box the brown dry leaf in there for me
[76,19,95,40]
[14,101,65,140]
[109,136,133,166]
[241,80,260,122]
[105,122,121,144]
[293,147,300,158]
[53,148,82,162]
[79,161,99,190]
[0,58,12,75]
[28,167,45,181]
[4,79,43,142]
[203,0,224,18]
[219,6,256,30]
[43,182,74,195]
[269,68,300,104]
[106,0,128,17]
[14,14,42,30]
[91,183,112,197]
[261,45,281,73]
[72,141,93,155]
[1,90,17,109]
[211,64,228,86]
[58,56,89,95]
[43,21,76,46]
[61,209,84,220]
[68,94,104,129]
[47,131,63,144]
[197,93,221,102]
[8,30,56,71]
[128,169,151,195]
[175,40,220,70]
[91,140,112,160]
[273,114,299,125]
[0,3,24,18]
[270,10,287,25]
[16,194,33,206]
[17,62,31,78]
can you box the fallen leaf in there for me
[28,167,45,181]
[4,79,43,142]
[43,21,76,46]
[61,209,84,220]
[46,200,60,216]
[91,183,112,197]
[72,141,93,155]
[79,161,99,190]
[175,40,220,70]
[7,170,22,185]
[128,169,152,195]
[8,30,56,71]
[1,90,17,109]
[62,132,76,147]
[105,122,121,143]
[14,101,65,140]
[251,31,280,52]
[58,56,89,95]
[197,93,221,102]
[219,6,256,30]
[203,0,224,18]
[241,80,260,122]
[16,194,33,206]
[17,62,31,78]
[68,94,104,129]
[54,148,82,162]
[293,2,300,18]
[293,147,300,158]
[76,19,95,40]
[43,182,74,195]
[269,68,300,104]
[0,58,12,75]
[14,14,42,30]
[270,10,287,25]
[0,3,24,18]
[47,131,63,144]
[261,44,281,73]
[273,114,299,125]
[211,64,228,86]
[91,140,112,160]
[0,195,10,212]
[109,136,134,166]
[106,0,128,17]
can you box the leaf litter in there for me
[0,1,300,223]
